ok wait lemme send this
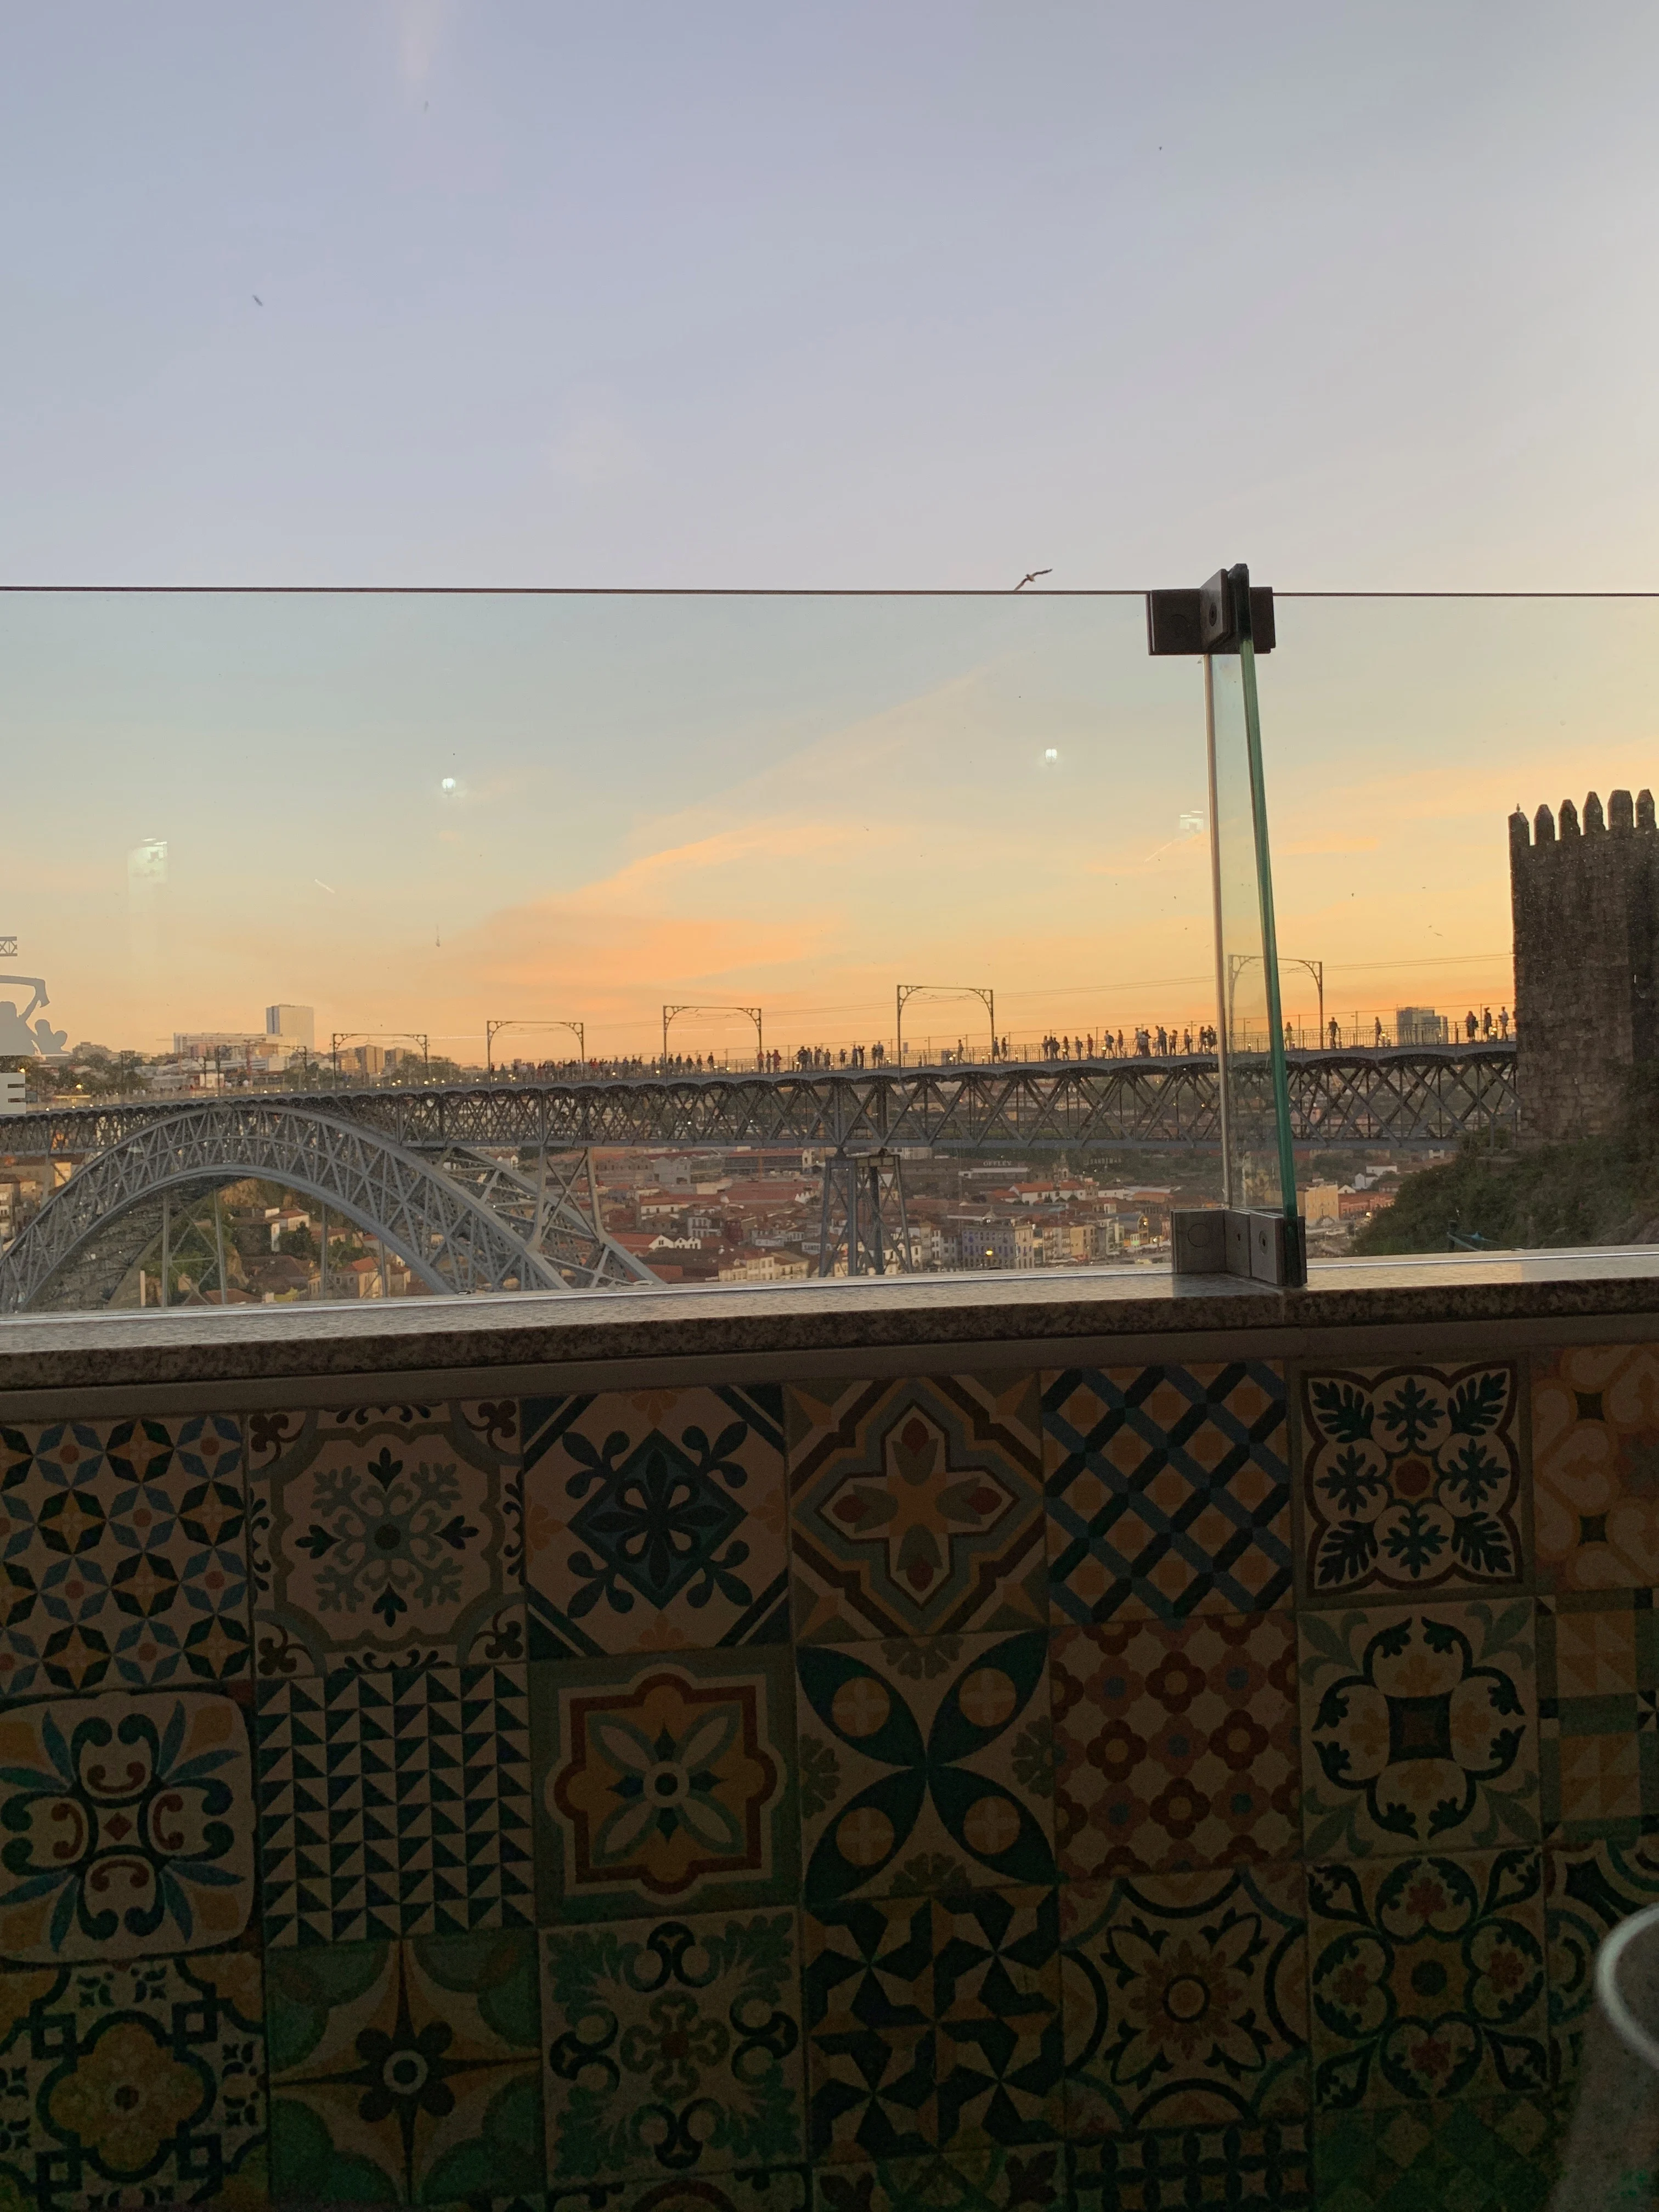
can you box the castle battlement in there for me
[1511,787,1659,1137]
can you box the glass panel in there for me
[1207,642,1295,1217]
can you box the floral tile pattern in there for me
[0,1946,266,2210]
[1538,1589,1659,1838]
[522,1386,788,1659]
[1299,1600,1539,1858]
[0,1688,254,1962]
[1547,1833,1659,2088]
[1069,2121,1312,2210]
[817,2143,1067,2210]
[805,1886,1063,2164]
[256,1661,533,1946]
[1299,1363,1522,1598]
[1050,1614,1299,1878]
[249,1401,523,1679]
[788,1374,1046,1643]
[1307,1847,1548,2109]
[534,1646,798,1923]
[266,1927,543,2205]
[1313,2098,1562,2212]
[0,1416,248,1696]
[1534,1344,1659,1590]
[540,1908,803,2183]
[1043,1364,1290,1625]
[797,1631,1055,1904]
[1059,1865,1307,2136]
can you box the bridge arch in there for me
[0,1105,569,1313]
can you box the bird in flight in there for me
[253,295,263,306]
[1014,569,1052,591]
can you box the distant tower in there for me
[1510,787,1659,1137]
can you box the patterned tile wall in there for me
[4,1348,1658,2205]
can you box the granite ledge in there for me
[0,1246,1656,1395]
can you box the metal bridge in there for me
[0,1046,1516,1314]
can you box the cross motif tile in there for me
[267,1926,543,2205]
[541,1908,804,2185]
[1051,1613,1299,1878]
[533,1645,798,1923]
[0,1688,255,1963]
[1534,1345,1659,1590]
[1538,1589,1659,1838]
[249,1400,523,1679]
[1043,1364,1290,1624]
[523,1386,788,1658]
[1299,1600,1539,1859]
[1059,1865,1307,2137]
[0,1415,249,1695]
[1547,1834,1659,2089]
[797,1630,1056,1904]
[256,1661,533,1946]
[788,1373,1046,1642]
[0,1948,266,2209]
[805,1886,1063,2165]
[1299,1362,1521,1599]
[1307,1848,1548,2109]
[1070,2122,1312,2210]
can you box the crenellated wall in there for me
[0,1267,1654,2211]
[1510,785,1659,1138]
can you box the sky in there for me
[2,3,1657,1057]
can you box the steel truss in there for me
[0,1107,653,1314]
[817,1149,913,1278]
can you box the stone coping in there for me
[0,1245,1656,1405]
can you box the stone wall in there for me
[1,1316,1655,2208]
[1511,785,1659,1137]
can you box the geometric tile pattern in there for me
[804,1887,1063,2164]
[788,1373,1047,1641]
[0,1415,249,1695]
[1538,1589,1659,1839]
[18,1342,1659,2209]
[266,1927,543,2205]
[1050,1613,1299,1877]
[0,1688,255,1962]
[1299,1599,1539,1859]
[0,1946,267,2209]
[540,1908,804,2183]
[255,1662,533,1945]
[1043,1364,1291,1624]
[523,1386,788,1657]
[797,1630,1056,1904]
[1059,1865,1308,2136]
[249,1400,523,1678]
[1300,1363,1521,1598]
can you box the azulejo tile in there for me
[1307,1847,1547,2109]
[522,1386,788,1658]
[805,1886,1063,2165]
[1050,1614,1298,1878]
[797,1631,1055,1904]
[547,2172,809,2212]
[1059,1865,1307,2136]
[1534,1344,1659,1590]
[0,1947,266,2210]
[1547,1833,1659,2087]
[267,1926,542,2205]
[1068,2121,1312,2210]
[788,1374,1046,1643]
[1299,1362,1522,1599]
[816,2142,1066,2209]
[1299,1600,1539,1858]
[0,1415,248,1696]
[0,1688,254,1963]
[1043,1364,1290,1624]
[1538,1589,1659,1839]
[534,1646,797,1923]
[256,1661,533,1946]
[541,1908,804,2183]
[249,1400,523,1678]
[1313,2098,1562,2212]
